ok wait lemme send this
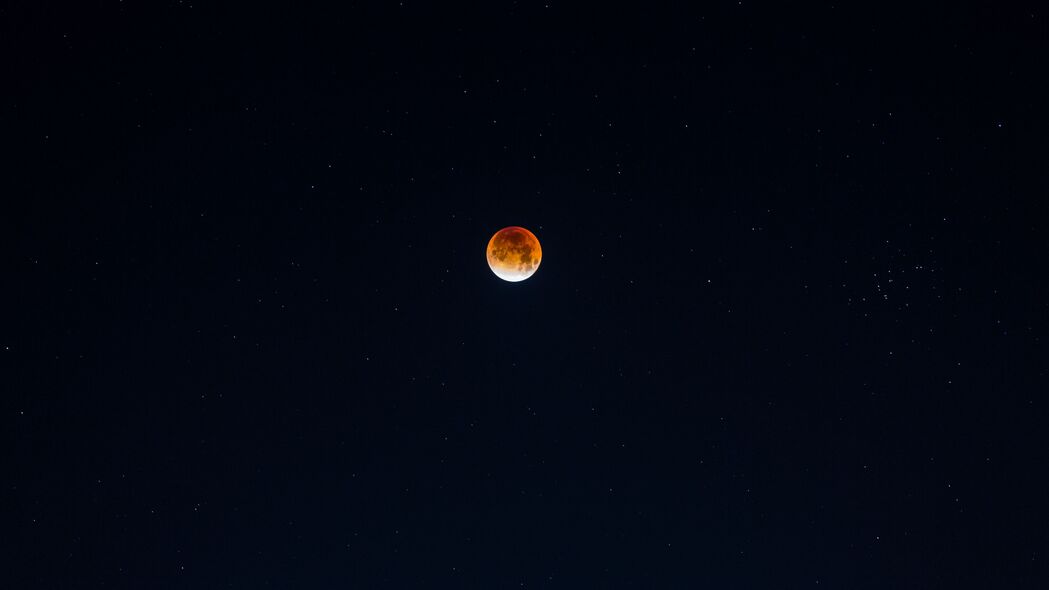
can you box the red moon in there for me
[486,226,542,282]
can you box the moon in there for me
[486,226,542,282]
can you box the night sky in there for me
[6,2,1049,588]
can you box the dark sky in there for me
[6,2,1048,588]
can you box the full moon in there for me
[486,226,542,282]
